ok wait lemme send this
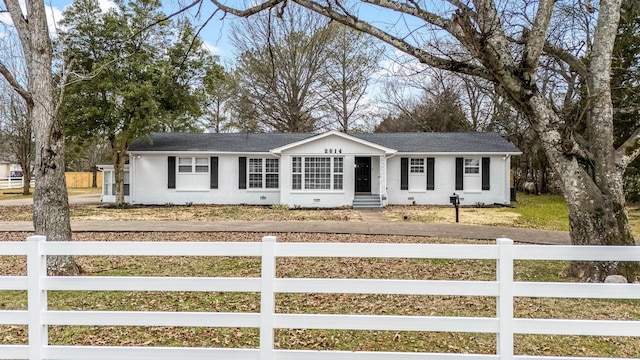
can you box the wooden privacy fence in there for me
[65,172,102,188]
[1,236,639,360]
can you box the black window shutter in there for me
[239,157,247,189]
[426,157,435,190]
[168,156,176,189]
[455,157,464,190]
[400,158,408,190]
[482,157,490,190]
[210,157,218,189]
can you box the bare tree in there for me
[212,0,639,281]
[322,22,383,133]
[376,86,470,132]
[203,63,238,133]
[379,63,496,131]
[1,0,79,273]
[230,5,332,132]
[0,91,33,195]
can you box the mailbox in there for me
[450,193,460,223]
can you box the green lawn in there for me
[502,194,570,231]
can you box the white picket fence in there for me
[0,177,34,190]
[1,236,639,360]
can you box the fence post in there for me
[260,236,277,360]
[496,238,514,360]
[27,235,48,360]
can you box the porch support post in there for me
[379,155,387,206]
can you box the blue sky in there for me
[38,0,238,62]
[39,0,422,66]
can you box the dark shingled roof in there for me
[130,133,314,152]
[353,132,521,153]
[129,132,521,153]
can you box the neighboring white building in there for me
[100,131,521,208]
[0,161,23,178]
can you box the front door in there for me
[354,157,371,193]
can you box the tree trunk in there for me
[92,166,98,188]
[31,71,79,274]
[113,141,127,207]
[523,94,639,282]
[558,159,638,281]
[21,162,31,196]
[25,0,79,275]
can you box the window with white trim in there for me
[292,156,343,190]
[265,158,279,189]
[178,157,209,173]
[334,157,343,190]
[306,157,330,189]
[292,157,302,190]
[464,158,480,174]
[178,157,192,173]
[195,158,209,173]
[249,158,279,189]
[249,158,263,188]
[409,158,426,191]
[410,158,425,173]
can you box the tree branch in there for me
[615,127,640,169]
[615,105,640,115]
[54,58,77,119]
[542,41,588,79]
[0,61,33,106]
[135,0,205,37]
[209,0,284,17]
[521,0,555,81]
[209,0,495,81]
[4,0,31,55]
[444,0,473,14]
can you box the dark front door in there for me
[354,157,371,193]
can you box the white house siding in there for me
[277,134,388,208]
[0,162,22,178]
[0,163,9,178]
[129,154,281,205]
[122,131,520,207]
[386,155,512,205]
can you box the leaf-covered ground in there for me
[4,193,640,234]
[1,231,638,357]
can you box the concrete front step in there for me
[353,195,382,209]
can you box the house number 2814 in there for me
[324,149,342,154]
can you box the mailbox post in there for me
[449,193,460,223]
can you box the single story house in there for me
[99,131,521,208]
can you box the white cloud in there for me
[47,6,64,37]
[0,12,13,27]
[202,41,222,55]
[98,0,117,13]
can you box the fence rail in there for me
[0,236,639,360]
[0,177,34,191]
